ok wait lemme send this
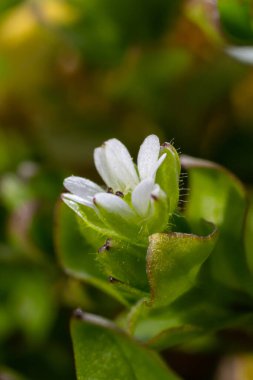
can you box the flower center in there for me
[106,187,124,198]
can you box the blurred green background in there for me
[0,0,253,379]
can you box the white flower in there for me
[62,135,169,238]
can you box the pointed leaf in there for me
[71,310,181,380]
[181,155,251,291]
[147,227,218,307]
[55,201,129,306]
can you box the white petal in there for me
[64,176,103,200]
[61,193,94,208]
[132,178,155,217]
[94,147,118,189]
[93,193,136,220]
[137,135,161,180]
[103,139,139,192]
[151,184,165,199]
[226,46,253,65]
[152,153,167,178]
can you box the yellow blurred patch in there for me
[0,0,77,45]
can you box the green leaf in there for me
[147,226,218,307]
[181,155,251,291]
[126,298,202,349]
[55,201,129,306]
[71,309,181,380]
[218,0,253,42]
[144,324,203,351]
[245,192,253,274]
[0,263,55,343]
[128,286,250,350]
[0,0,23,14]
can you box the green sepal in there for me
[156,143,180,215]
[147,226,218,308]
[146,191,170,235]
[71,309,181,380]
[55,201,130,306]
[62,197,113,237]
[94,201,146,244]
[96,239,149,291]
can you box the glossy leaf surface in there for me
[71,310,180,380]
[182,155,251,291]
[147,228,218,307]
[55,202,128,305]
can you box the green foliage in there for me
[0,0,253,379]
[57,151,253,378]
[0,0,23,14]
[55,201,129,306]
[182,155,252,292]
[218,0,253,42]
[71,310,180,380]
[147,228,218,307]
[67,0,183,66]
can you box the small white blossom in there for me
[62,135,170,238]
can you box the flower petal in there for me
[94,139,139,192]
[104,139,139,192]
[94,147,118,189]
[64,176,103,200]
[132,178,155,217]
[62,193,94,208]
[94,193,136,220]
[152,153,167,178]
[137,135,161,180]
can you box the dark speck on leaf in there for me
[108,276,122,284]
[98,239,111,253]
